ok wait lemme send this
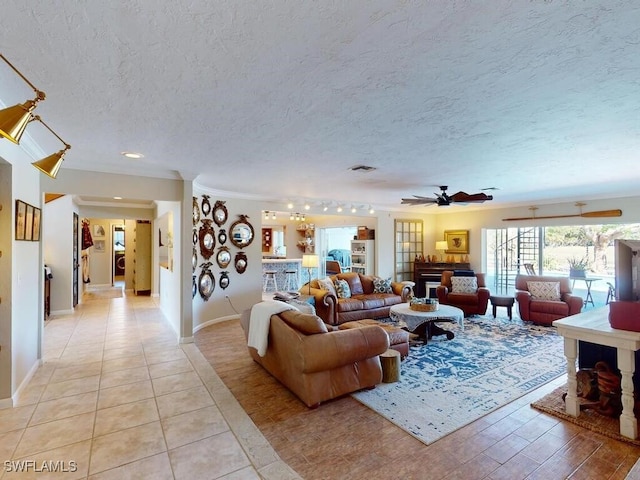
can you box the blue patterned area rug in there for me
[352,316,566,445]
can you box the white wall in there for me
[0,162,13,402]
[0,141,43,405]
[156,201,181,336]
[191,192,262,330]
[43,195,76,313]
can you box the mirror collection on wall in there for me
[192,196,254,301]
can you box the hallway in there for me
[0,292,298,479]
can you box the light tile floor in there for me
[0,290,300,479]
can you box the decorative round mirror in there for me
[192,229,198,246]
[218,228,227,245]
[201,195,211,217]
[192,275,197,298]
[213,200,228,226]
[216,246,231,269]
[198,219,215,259]
[198,262,215,301]
[235,252,248,274]
[192,196,201,226]
[220,271,230,289]
[192,247,198,273]
[230,215,254,248]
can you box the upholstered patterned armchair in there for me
[436,270,490,316]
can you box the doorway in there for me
[315,226,357,276]
[112,224,125,288]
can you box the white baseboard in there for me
[193,314,240,333]
[10,358,42,407]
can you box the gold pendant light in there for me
[32,147,69,179]
[30,116,71,179]
[0,54,46,144]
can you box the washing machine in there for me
[115,252,126,275]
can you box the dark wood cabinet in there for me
[413,262,471,297]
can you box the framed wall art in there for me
[94,224,106,237]
[94,239,106,253]
[15,200,27,240]
[25,204,34,241]
[32,207,42,241]
[444,229,469,254]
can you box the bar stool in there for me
[283,270,298,292]
[263,271,279,292]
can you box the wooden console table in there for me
[413,262,470,298]
[553,308,640,439]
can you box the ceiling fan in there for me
[401,186,493,206]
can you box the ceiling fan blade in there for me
[401,196,437,205]
[450,191,493,203]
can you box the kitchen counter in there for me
[262,258,304,291]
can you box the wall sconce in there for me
[264,211,270,220]
[368,205,375,214]
[0,54,47,144]
[30,116,71,179]
[351,205,357,213]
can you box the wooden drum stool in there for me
[380,349,401,383]
[490,295,515,320]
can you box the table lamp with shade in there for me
[435,241,448,262]
[302,254,319,295]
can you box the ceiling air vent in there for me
[349,165,377,173]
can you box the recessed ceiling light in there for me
[113,196,122,200]
[121,151,144,159]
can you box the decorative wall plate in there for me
[192,196,200,226]
[192,229,198,246]
[213,200,228,226]
[235,251,248,274]
[198,219,216,259]
[192,247,198,273]
[198,262,215,301]
[218,228,227,245]
[216,246,231,269]
[192,275,197,298]
[201,194,211,217]
[219,271,230,289]
[230,215,254,248]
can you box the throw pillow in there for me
[317,277,337,297]
[373,276,393,294]
[527,281,561,301]
[450,276,478,294]
[334,279,352,299]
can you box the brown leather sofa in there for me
[240,308,389,408]
[436,270,490,316]
[301,272,411,326]
[515,274,583,325]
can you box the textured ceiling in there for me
[1,1,639,212]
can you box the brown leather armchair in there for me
[436,271,490,316]
[515,274,583,325]
[240,308,389,408]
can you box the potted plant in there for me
[568,256,589,278]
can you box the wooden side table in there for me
[380,349,401,383]
[490,295,515,320]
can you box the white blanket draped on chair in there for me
[248,300,297,356]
